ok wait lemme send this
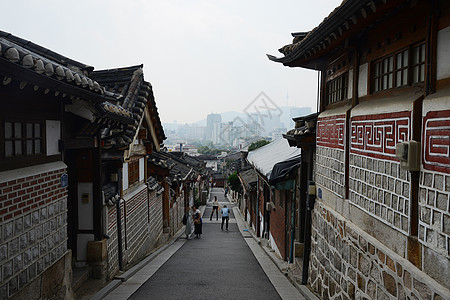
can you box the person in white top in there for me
[210,196,220,220]
[221,205,230,231]
[193,206,202,238]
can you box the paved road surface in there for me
[103,188,305,300]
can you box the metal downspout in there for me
[256,177,260,237]
[116,170,124,271]
[289,186,296,263]
[116,198,124,271]
[301,181,316,284]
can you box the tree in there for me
[227,171,241,192]
[248,139,270,151]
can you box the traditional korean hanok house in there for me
[246,138,301,261]
[283,113,318,282]
[0,31,135,297]
[148,151,195,236]
[237,167,258,223]
[0,29,167,297]
[85,65,166,280]
[182,153,211,205]
[269,0,450,298]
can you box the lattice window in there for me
[4,121,43,157]
[412,43,426,84]
[372,41,425,93]
[326,73,348,106]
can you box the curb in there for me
[91,227,186,300]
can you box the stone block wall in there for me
[0,162,69,298]
[419,170,449,255]
[309,201,450,300]
[349,154,411,234]
[419,169,450,290]
[316,146,346,198]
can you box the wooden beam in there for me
[344,21,349,30]
[369,1,376,13]
[360,8,367,18]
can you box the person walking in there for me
[221,205,230,231]
[193,206,202,238]
[210,196,219,221]
[184,206,194,239]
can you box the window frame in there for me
[371,41,426,94]
[325,72,349,106]
[3,120,44,158]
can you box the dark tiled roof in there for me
[196,154,217,161]
[0,30,165,149]
[283,113,318,146]
[148,152,194,182]
[91,66,162,148]
[147,175,164,195]
[267,0,401,68]
[238,168,258,191]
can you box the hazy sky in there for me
[2,0,342,124]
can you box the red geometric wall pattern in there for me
[423,110,450,173]
[317,114,346,149]
[350,111,411,160]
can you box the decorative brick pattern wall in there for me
[317,114,346,150]
[124,185,148,263]
[419,169,450,258]
[309,202,450,300]
[316,145,346,197]
[422,110,450,174]
[270,190,287,259]
[349,154,411,234]
[350,112,411,160]
[148,191,163,240]
[106,202,125,279]
[0,166,68,298]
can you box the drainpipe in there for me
[301,181,316,284]
[116,170,124,271]
[425,0,435,96]
[116,198,124,271]
[262,185,267,239]
[289,184,296,263]
[256,177,260,237]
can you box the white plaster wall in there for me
[78,182,93,230]
[437,26,450,80]
[122,163,129,191]
[46,120,60,156]
[77,233,94,261]
[348,68,353,99]
[269,231,282,259]
[139,157,145,181]
[358,63,368,97]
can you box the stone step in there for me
[72,266,90,292]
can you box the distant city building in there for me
[206,113,222,141]
[271,127,288,141]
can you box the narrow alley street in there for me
[100,188,305,300]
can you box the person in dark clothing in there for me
[221,205,230,231]
[193,206,202,238]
